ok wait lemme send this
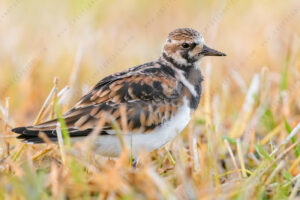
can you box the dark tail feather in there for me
[12,126,94,144]
[16,134,58,144]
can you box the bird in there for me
[12,28,226,158]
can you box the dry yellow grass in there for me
[0,0,300,199]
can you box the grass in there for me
[0,0,300,199]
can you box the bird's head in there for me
[162,28,226,67]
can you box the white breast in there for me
[93,98,191,157]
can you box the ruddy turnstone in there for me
[12,28,225,157]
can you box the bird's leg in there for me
[131,158,139,168]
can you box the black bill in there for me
[201,44,226,56]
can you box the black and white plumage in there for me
[12,28,226,157]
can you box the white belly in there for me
[93,98,191,157]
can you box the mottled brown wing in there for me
[13,98,182,143]
[71,99,181,133]
[64,71,181,133]
[12,67,182,141]
[74,72,179,108]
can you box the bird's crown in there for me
[167,28,204,44]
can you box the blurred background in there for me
[0,0,299,125]
[0,0,300,199]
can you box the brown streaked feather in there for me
[13,63,182,139]
[75,67,178,108]
[63,99,182,133]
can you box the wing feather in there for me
[12,62,182,142]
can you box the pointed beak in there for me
[201,45,226,56]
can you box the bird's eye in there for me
[182,43,190,49]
